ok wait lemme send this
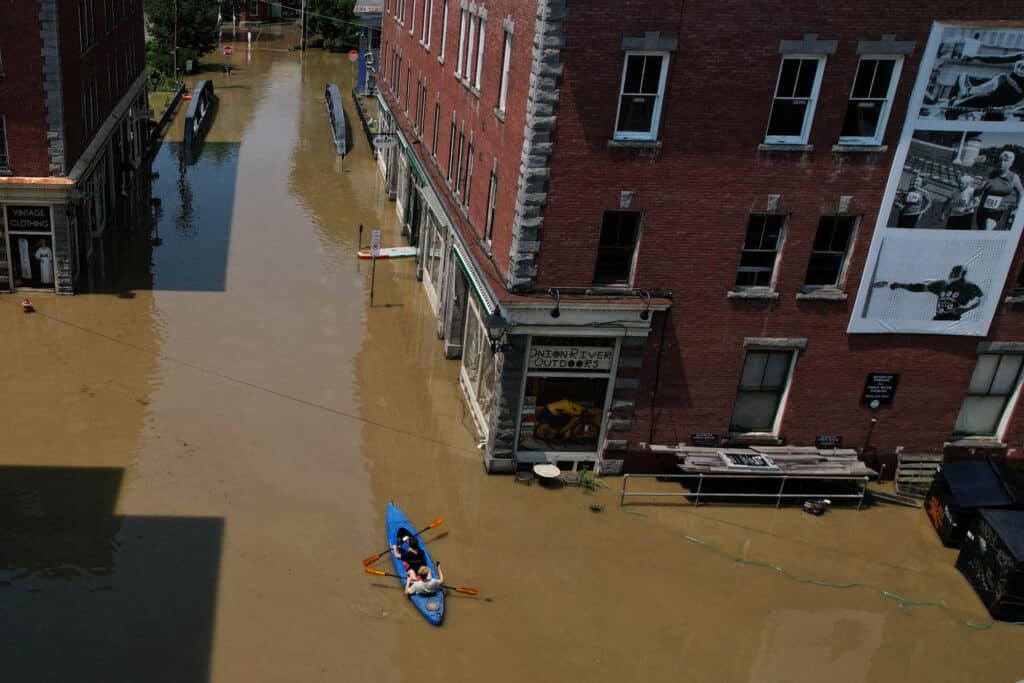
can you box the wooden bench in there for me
[895,453,943,497]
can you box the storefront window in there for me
[4,205,56,290]
[460,297,494,434]
[517,337,617,454]
[427,215,443,286]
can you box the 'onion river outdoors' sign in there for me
[528,344,614,371]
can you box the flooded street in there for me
[1,25,1020,682]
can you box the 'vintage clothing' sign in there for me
[6,206,52,232]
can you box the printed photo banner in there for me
[849,23,1024,335]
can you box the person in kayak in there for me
[405,562,445,596]
[392,533,427,579]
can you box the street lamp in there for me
[483,311,511,353]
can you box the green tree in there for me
[144,0,221,78]
[306,0,358,48]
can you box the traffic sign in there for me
[223,45,233,56]
[370,230,382,258]
[348,50,359,63]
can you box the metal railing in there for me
[619,473,870,510]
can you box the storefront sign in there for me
[528,345,614,371]
[862,373,900,405]
[6,206,52,232]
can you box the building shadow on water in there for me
[0,465,222,683]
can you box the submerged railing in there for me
[325,83,347,156]
[183,80,215,150]
[619,473,870,510]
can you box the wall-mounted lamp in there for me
[548,288,561,318]
[639,290,652,320]
[483,310,512,353]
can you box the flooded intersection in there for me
[0,25,1020,683]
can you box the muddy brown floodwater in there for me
[1,24,1020,683]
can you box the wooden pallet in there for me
[895,453,943,497]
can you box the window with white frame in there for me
[765,56,825,144]
[473,14,485,89]
[432,100,440,156]
[804,215,857,289]
[730,349,797,433]
[461,297,496,434]
[953,353,1024,437]
[455,127,465,194]
[447,118,456,181]
[409,0,415,33]
[464,137,474,205]
[456,8,467,76]
[464,10,477,85]
[485,168,497,242]
[0,116,9,168]
[613,52,669,141]
[249,0,259,16]
[736,214,786,289]
[421,0,431,45]
[439,0,449,61]
[497,28,511,112]
[839,57,902,145]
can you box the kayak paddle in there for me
[362,516,444,566]
[362,565,479,596]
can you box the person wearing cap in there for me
[392,533,427,580]
[889,265,983,321]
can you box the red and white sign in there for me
[348,50,359,63]
[223,45,234,57]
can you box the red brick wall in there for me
[0,0,48,176]
[59,0,147,172]
[536,3,1024,462]
[379,0,534,282]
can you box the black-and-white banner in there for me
[849,23,1024,335]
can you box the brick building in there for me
[373,1,1024,474]
[0,0,149,293]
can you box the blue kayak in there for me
[386,501,444,626]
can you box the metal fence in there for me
[619,473,870,510]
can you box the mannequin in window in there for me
[35,240,54,285]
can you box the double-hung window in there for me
[432,101,440,156]
[0,116,9,168]
[765,56,825,145]
[447,118,457,181]
[839,57,901,145]
[954,353,1024,437]
[736,214,786,289]
[473,15,485,90]
[613,52,669,141]
[594,210,642,286]
[464,11,477,85]
[497,29,512,112]
[456,9,467,76]
[731,349,797,433]
[439,1,449,61]
[804,215,857,289]
[421,0,432,46]
[485,169,497,242]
